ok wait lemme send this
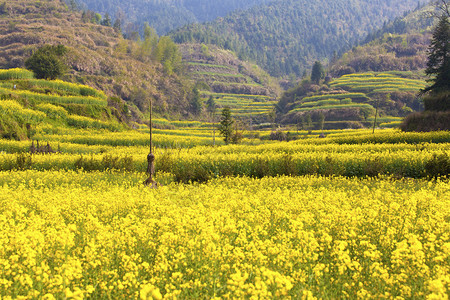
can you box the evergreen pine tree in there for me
[190,87,203,115]
[423,14,450,95]
[219,107,234,144]
[311,61,325,84]
[101,13,112,27]
[206,96,216,116]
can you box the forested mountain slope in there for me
[170,0,421,77]
[73,0,271,35]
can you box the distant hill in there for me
[180,43,280,97]
[180,43,281,123]
[329,2,438,77]
[170,0,421,77]
[72,0,271,35]
[0,0,193,120]
[274,3,441,130]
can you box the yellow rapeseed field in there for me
[0,171,449,299]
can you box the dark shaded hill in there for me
[170,0,420,77]
[73,0,271,35]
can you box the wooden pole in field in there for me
[372,99,379,134]
[144,98,158,188]
[150,97,153,154]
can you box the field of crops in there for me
[330,73,426,93]
[1,68,449,300]
[203,93,276,118]
[0,170,449,299]
[283,72,427,130]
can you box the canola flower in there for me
[1,140,448,180]
[0,170,449,299]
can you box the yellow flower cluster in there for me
[0,171,448,298]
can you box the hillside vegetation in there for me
[0,0,193,119]
[0,68,125,140]
[278,72,426,129]
[275,3,446,130]
[329,3,438,77]
[74,0,272,35]
[170,0,420,77]
[180,43,280,123]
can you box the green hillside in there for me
[279,72,426,129]
[170,0,420,77]
[180,43,281,122]
[181,43,280,96]
[0,68,124,140]
[275,2,446,130]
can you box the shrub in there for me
[400,111,450,132]
[425,153,450,178]
[423,91,450,111]
[25,45,67,80]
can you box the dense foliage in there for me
[72,0,271,34]
[422,14,450,97]
[24,45,67,80]
[170,0,420,77]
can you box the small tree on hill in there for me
[206,96,217,145]
[101,13,112,27]
[311,61,325,84]
[25,45,67,80]
[219,107,234,144]
[318,112,325,132]
[190,87,203,115]
[206,96,216,115]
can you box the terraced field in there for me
[181,44,279,122]
[0,69,122,139]
[330,72,426,93]
[204,93,277,119]
[283,72,427,129]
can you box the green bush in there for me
[425,153,450,178]
[423,91,450,111]
[25,45,67,80]
[400,111,450,132]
